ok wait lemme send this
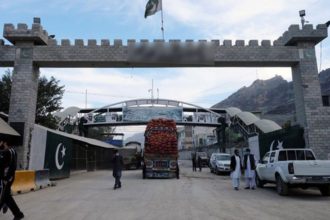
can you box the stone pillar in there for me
[281,24,330,159]
[292,43,322,126]
[291,43,330,159]
[9,44,39,168]
[4,18,49,168]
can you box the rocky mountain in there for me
[212,68,330,125]
[212,75,294,114]
[320,68,330,95]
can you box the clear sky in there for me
[1,0,330,110]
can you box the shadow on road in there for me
[258,185,330,201]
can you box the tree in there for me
[0,69,65,129]
[0,70,12,113]
[35,75,65,129]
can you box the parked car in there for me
[209,153,231,174]
[256,148,330,196]
[196,152,209,167]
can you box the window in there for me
[296,150,305,160]
[322,95,330,107]
[262,152,270,164]
[287,150,296,160]
[269,152,276,163]
[305,150,316,160]
[278,151,287,161]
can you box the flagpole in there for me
[160,0,165,40]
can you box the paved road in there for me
[1,161,330,220]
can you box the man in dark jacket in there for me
[0,140,24,219]
[191,153,197,172]
[243,148,256,190]
[197,155,202,172]
[230,149,243,190]
[78,116,88,137]
[112,149,124,190]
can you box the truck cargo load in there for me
[143,118,179,179]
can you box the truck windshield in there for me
[198,152,207,157]
[216,155,230,161]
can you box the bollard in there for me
[35,169,52,189]
[11,170,37,195]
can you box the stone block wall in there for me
[1,17,329,167]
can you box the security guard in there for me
[0,139,24,219]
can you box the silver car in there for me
[209,153,231,174]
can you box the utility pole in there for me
[148,79,154,99]
[85,89,87,108]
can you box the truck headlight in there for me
[145,160,153,168]
[170,160,177,169]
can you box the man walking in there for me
[197,155,202,172]
[191,152,197,172]
[112,149,124,190]
[243,148,256,190]
[0,139,24,219]
[230,149,242,191]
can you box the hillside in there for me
[212,68,330,125]
[212,75,294,114]
[320,68,330,95]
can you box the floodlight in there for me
[299,10,308,27]
[299,10,306,17]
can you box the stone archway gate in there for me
[0,17,329,167]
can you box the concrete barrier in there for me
[35,169,52,189]
[11,170,37,195]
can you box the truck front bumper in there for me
[216,166,231,173]
[288,176,330,184]
[145,169,177,178]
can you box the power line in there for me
[65,90,137,99]
[85,89,87,108]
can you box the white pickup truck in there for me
[256,148,330,196]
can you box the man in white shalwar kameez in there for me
[230,149,242,190]
[243,148,256,190]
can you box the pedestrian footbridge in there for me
[56,98,282,137]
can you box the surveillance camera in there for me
[299,10,306,17]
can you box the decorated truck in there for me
[143,118,179,179]
[120,141,143,170]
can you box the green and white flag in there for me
[144,0,162,18]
